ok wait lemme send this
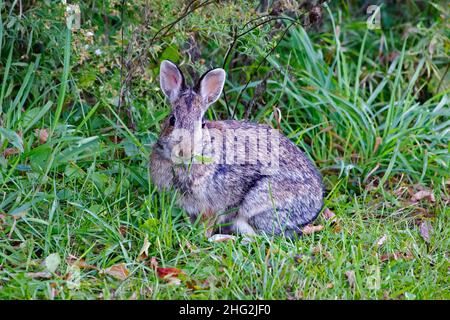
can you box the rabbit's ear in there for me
[160,60,185,101]
[196,68,226,107]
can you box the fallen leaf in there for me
[376,234,388,247]
[394,186,408,197]
[411,190,435,203]
[186,278,210,291]
[103,263,129,280]
[167,277,182,285]
[156,267,184,279]
[45,253,61,273]
[156,267,185,285]
[186,279,202,291]
[312,244,322,254]
[323,208,336,221]
[302,224,324,235]
[3,148,19,157]
[26,271,52,279]
[66,255,97,270]
[332,223,342,233]
[273,106,282,130]
[380,251,413,262]
[326,283,334,289]
[345,270,356,290]
[118,225,128,236]
[138,235,150,260]
[419,221,432,243]
[35,129,49,144]
[208,234,236,243]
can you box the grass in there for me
[0,0,449,299]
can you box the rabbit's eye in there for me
[169,115,176,126]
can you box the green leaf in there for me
[160,45,180,63]
[0,128,24,152]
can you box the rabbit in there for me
[150,60,324,238]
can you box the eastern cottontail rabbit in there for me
[150,60,324,238]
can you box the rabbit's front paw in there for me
[233,217,257,236]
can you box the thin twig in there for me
[231,20,298,119]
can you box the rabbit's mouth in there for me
[152,141,171,159]
[153,140,193,164]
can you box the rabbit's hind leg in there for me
[246,208,302,238]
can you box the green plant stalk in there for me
[0,37,13,114]
[50,16,72,138]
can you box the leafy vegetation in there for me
[0,0,448,299]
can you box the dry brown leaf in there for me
[312,244,322,255]
[376,234,388,247]
[273,106,282,130]
[4,148,19,157]
[118,225,128,236]
[186,280,202,291]
[66,256,97,270]
[394,186,408,197]
[419,221,432,243]
[35,129,49,144]
[208,234,236,243]
[332,223,342,233]
[138,235,150,260]
[156,267,185,285]
[156,267,184,279]
[411,190,435,203]
[302,224,324,235]
[380,251,413,262]
[102,263,129,280]
[323,208,336,221]
[186,278,210,291]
